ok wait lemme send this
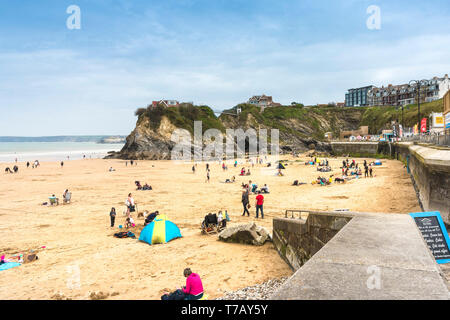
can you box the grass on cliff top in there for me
[135,103,225,134]
[360,99,444,134]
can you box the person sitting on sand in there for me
[182,268,204,300]
[49,194,59,205]
[5,167,12,174]
[142,183,152,190]
[240,168,246,176]
[225,176,236,183]
[246,169,251,176]
[135,181,143,190]
[125,216,135,228]
[109,167,115,172]
[144,211,159,226]
[62,189,70,203]
[335,177,346,183]
[260,184,269,193]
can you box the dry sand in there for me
[0,155,420,300]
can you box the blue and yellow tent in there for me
[139,215,182,245]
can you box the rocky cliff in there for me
[107,103,367,160]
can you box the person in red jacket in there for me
[255,194,264,219]
[182,268,204,300]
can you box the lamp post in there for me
[409,79,430,134]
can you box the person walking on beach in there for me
[26,162,30,168]
[364,164,369,178]
[255,193,264,219]
[242,190,250,216]
[125,161,128,167]
[192,165,195,174]
[205,169,210,183]
[369,166,373,178]
[110,207,116,227]
[61,161,64,168]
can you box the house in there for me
[151,99,180,108]
[247,94,282,111]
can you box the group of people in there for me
[4,165,18,173]
[135,181,152,190]
[241,182,265,219]
[47,189,71,206]
[342,159,373,178]
[239,167,251,176]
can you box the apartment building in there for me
[367,74,450,106]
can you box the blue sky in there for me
[1,0,450,135]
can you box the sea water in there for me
[0,142,124,163]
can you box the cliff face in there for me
[108,104,366,160]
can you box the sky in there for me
[1,0,450,136]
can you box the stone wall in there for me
[330,142,384,156]
[272,212,352,271]
[392,143,450,224]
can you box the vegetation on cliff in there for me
[135,103,225,134]
[219,104,365,140]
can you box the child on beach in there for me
[110,207,116,227]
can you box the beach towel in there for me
[0,262,21,272]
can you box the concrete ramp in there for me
[271,212,449,300]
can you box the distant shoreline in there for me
[0,135,126,143]
[0,141,124,163]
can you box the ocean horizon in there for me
[0,141,124,163]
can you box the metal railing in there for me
[402,133,450,147]
[285,210,310,220]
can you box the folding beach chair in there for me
[49,197,59,206]
[201,213,220,235]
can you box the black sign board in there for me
[410,212,450,263]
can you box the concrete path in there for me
[271,212,449,300]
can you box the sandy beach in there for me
[0,155,421,300]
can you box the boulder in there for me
[218,222,271,246]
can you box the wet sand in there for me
[0,155,420,299]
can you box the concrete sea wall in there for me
[272,212,352,270]
[392,143,450,224]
